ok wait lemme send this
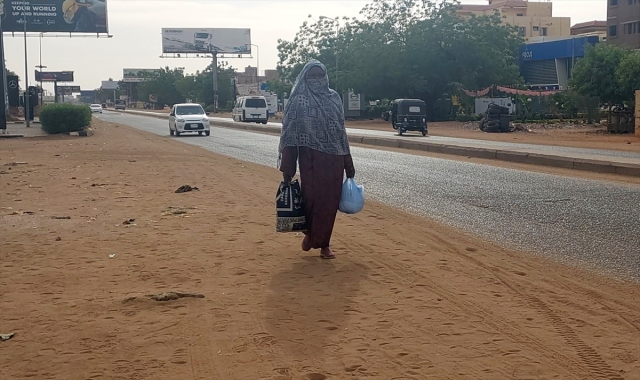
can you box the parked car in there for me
[115,100,126,110]
[169,103,210,137]
[232,96,269,124]
[89,104,103,113]
[390,99,428,136]
[101,103,107,109]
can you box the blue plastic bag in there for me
[339,178,364,214]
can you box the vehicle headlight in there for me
[176,119,185,123]
[404,118,408,122]
[202,118,209,123]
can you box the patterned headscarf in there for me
[278,60,350,156]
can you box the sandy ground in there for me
[346,119,640,153]
[130,108,639,152]
[1,119,639,380]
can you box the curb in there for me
[68,129,94,137]
[118,109,640,178]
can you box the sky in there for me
[3,0,607,92]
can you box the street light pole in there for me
[320,16,339,92]
[23,7,30,127]
[246,44,259,82]
[212,52,218,113]
[36,33,46,110]
[0,10,8,133]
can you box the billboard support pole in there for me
[23,10,30,127]
[212,53,218,113]
[0,15,8,132]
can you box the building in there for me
[235,66,258,85]
[264,69,279,82]
[520,35,600,89]
[607,0,640,49]
[456,0,571,40]
[571,20,607,40]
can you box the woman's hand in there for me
[346,167,355,179]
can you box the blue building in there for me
[520,36,600,90]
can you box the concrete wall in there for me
[457,1,569,40]
[607,0,640,49]
[502,14,571,39]
[525,2,553,17]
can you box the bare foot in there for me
[320,247,336,259]
[301,236,312,252]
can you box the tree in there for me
[134,63,237,110]
[276,0,523,116]
[616,50,640,103]
[136,67,185,107]
[570,43,629,106]
[265,80,292,98]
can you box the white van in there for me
[233,96,269,124]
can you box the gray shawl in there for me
[278,60,350,156]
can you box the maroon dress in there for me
[280,146,355,249]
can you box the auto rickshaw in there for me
[390,99,428,136]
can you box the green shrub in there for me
[40,104,91,134]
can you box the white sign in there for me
[101,81,119,90]
[347,91,361,111]
[123,69,158,83]
[162,28,251,54]
[474,97,516,115]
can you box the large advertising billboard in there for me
[35,71,74,82]
[162,28,251,54]
[122,69,158,83]
[0,0,109,33]
[57,85,81,95]
[101,80,118,90]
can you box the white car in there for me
[89,104,103,113]
[232,96,269,124]
[169,103,210,137]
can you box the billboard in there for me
[7,75,20,106]
[57,85,81,95]
[101,80,118,90]
[122,69,157,83]
[35,71,74,82]
[0,0,109,33]
[162,28,251,54]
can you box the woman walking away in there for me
[279,59,356,259]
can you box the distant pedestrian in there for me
[278,60,356,259]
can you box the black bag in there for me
[276,179,307,233]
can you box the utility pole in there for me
[23,7,30,127]
[319,16,339,92]
[246,44,259,82]
[36,32,45,107]
[0,10,8,133]
[212,53,218,112]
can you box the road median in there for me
[116,109,640,177]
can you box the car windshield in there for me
[245,98,266,108]
[176,105,205,115]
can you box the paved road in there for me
[99,112,640,281]
[126,110,640,160]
